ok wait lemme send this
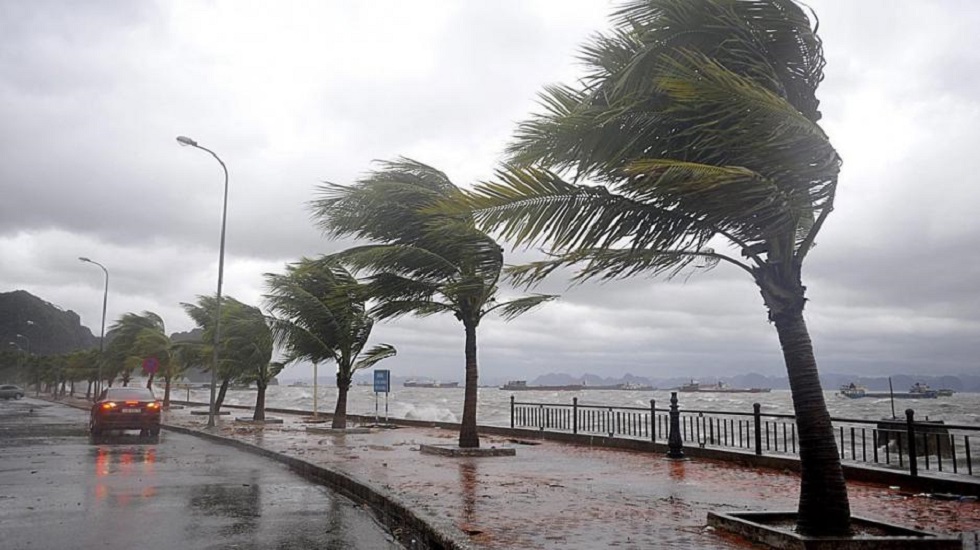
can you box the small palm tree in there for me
[310,159,555,447]
[220,303,277,421]
[462,0,848,536]
[105,312,168,390]
[182,295,275,417]
[265,257,395,429]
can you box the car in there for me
[90,387,162,437]
[0,384,25,399]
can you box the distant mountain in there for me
[0,290,98,355]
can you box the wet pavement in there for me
[158,402,980,549]
[0,398,403,550]
[19,396,980,549]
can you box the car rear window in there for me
[105,388,156,401]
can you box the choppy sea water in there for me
[178,385,980,427]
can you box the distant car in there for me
[90,387,161,437]
[0,385,25,399]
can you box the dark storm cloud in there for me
[0,1,977,383]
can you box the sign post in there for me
[373,369,390,425]
[142,357,160,376]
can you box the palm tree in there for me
[310,159,556,448]
[162,341,207,409]
[461,0,847,536]
[65,349,98,398]
[182,295,275,417]
[219,301,277,421]
[265,257,396,429]
[105,312,169,390]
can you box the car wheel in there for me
[15,394,23,400]
[149,427,160,437]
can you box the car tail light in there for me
[101,402,118,410]
[125,401,139,406]
[146,401,161,410]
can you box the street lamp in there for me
[15,333,34,395]
[79,257,109,399]
[176,135,229,429]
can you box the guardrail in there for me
[510,393,979,479]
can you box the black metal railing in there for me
[510,395,980,479]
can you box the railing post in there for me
[753,403,763,456]
[906,408,918,477]
[572,397,578,435]
[510,395,515,429]
[650,399,656,442]
[667,391,684,459]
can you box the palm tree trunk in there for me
[163,375,172,409]
[253,382,267,421]
[332,383,349,429]
[215,378,230,412]
[458,322,480,448]
[773,305,850,536]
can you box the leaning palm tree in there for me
[461,0,847,536]
[159,341,206,409]
[265,257,395,429]
[219,301,277,421]
[310,159,556,448]
[105,312,168,390]
[181,295,270,414]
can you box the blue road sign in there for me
[373,369,390,393]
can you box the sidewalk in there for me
[151,403,980,549]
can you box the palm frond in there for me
[505,247,726,288]
[466,165,713,253]
[331,244,459,282]
[369,300,456,321]
[352,344,397,373]
[484,294,558,321]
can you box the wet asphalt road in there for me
[0,398,403,550]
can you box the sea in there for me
[177,385,980,428]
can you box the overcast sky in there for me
[2,1,978,383]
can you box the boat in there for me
[677,380,771,393]
[403,380,459,389]
[501,380,585,391]
[839,382,938,399]
[936,388,955,397]
[582,382,656,391]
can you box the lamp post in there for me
[15,333,34,395]
[79,257,109,399]
[176,135,228,429]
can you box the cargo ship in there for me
[839,382,938,399]
[501,380,655,391]
[403,380,460,389]
[501,380,584,391]
[677,380,771,393]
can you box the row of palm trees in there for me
[301,0,851,537]
[88,271,397,426]
[8,0,850,536]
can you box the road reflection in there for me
[91,437,159,505]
